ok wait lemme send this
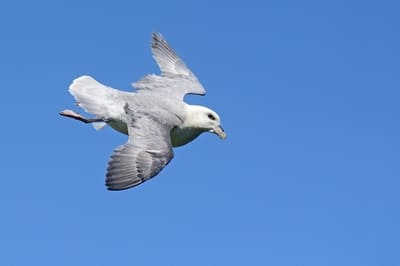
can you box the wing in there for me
[132,33,206,100]
[105,104,174,190]
[151,32,192,77]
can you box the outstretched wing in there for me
[151,32,192,77]
[133,33,206,100]
[105,104,174,190]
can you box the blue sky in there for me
[0,0,399,265]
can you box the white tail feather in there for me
[69,75,128,122]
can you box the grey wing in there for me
[105,104,174,190]
[151,32,192,77]
[132,32,206,99]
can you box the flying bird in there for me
[60,33,226,190]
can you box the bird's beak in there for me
[211,125,226,140]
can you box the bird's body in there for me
[60,33,225,190]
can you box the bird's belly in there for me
[170,127,202,147]
[108,120,129,135]
[107,120,202,148]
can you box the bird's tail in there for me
[68,75,127,130]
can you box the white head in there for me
[184,105,226,139]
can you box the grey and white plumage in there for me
[60,33,225,190]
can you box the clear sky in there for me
[0,0,398,265]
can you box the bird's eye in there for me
[208,113,216,121]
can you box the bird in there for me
[60,32,226,191]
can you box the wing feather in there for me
[132,33,206,99]
[105,104,174,190]
[151,32,191,77]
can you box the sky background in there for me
[0,0,399,265]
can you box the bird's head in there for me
[185,105,226,139]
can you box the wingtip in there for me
[152,32,163,40]
[151,32,167,49]
[106,182,141,191]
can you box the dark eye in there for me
[208,113,216,121]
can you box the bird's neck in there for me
[169,104,208,147]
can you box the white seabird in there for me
[60,33,226,190]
